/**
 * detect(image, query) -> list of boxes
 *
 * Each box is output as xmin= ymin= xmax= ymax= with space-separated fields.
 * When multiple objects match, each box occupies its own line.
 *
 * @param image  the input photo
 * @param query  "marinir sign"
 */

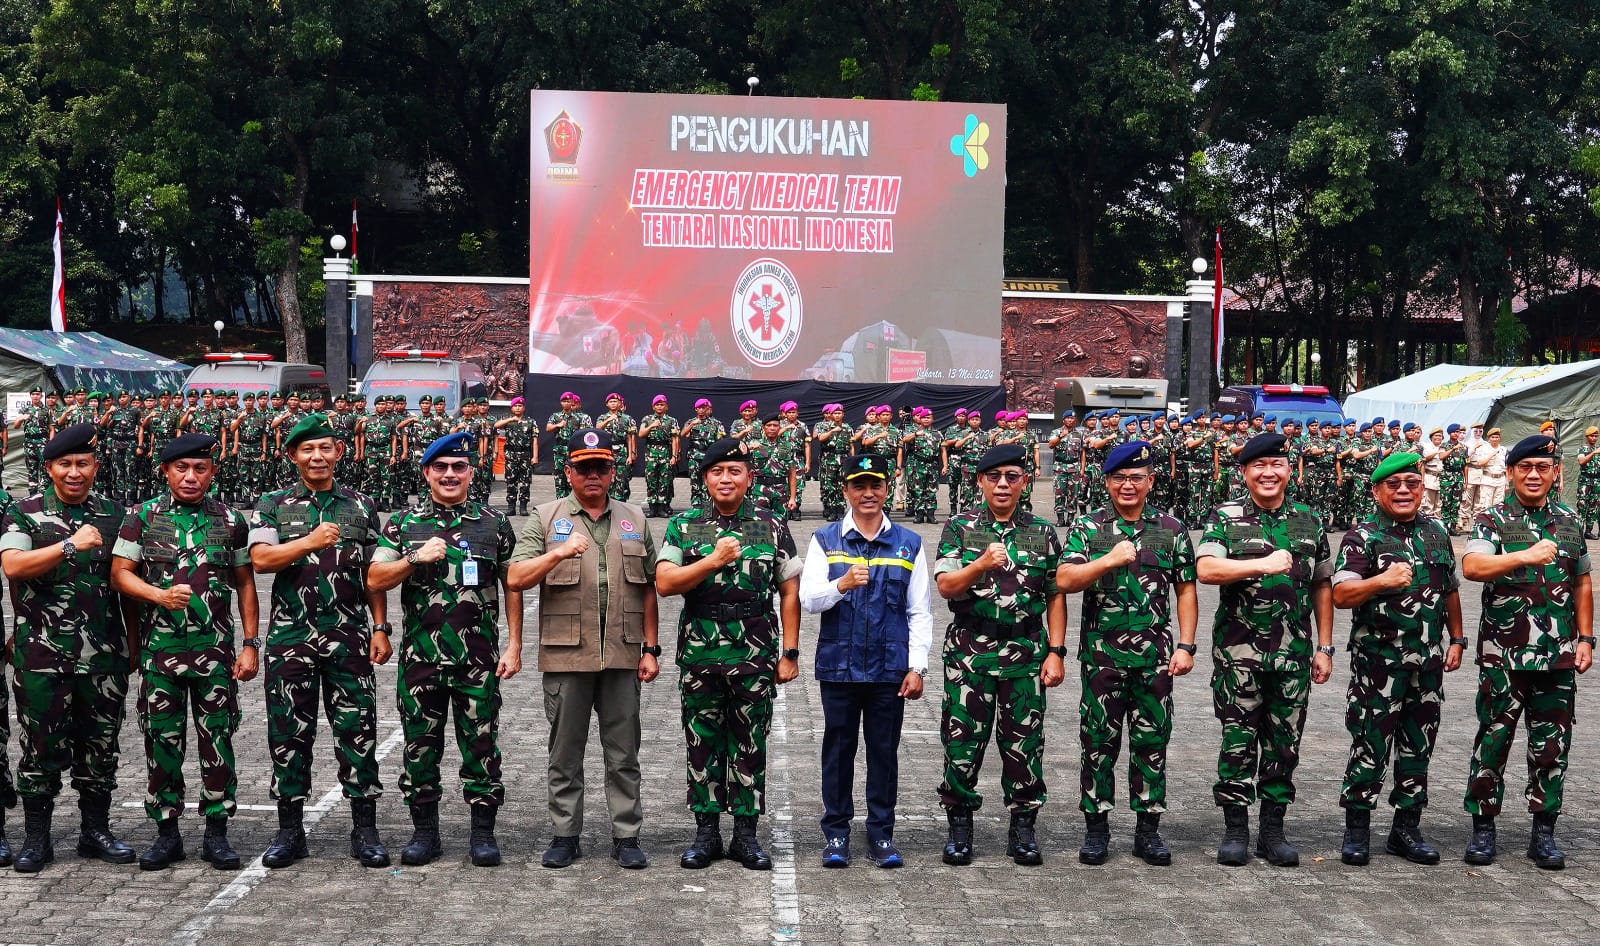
xmin=528 ymin=90 xmax=1006 ymax=384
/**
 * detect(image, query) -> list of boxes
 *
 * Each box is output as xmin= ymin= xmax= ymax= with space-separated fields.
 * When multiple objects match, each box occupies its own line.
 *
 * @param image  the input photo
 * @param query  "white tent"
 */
xmin=1344 ymin=362 xmax=1600 ymax=436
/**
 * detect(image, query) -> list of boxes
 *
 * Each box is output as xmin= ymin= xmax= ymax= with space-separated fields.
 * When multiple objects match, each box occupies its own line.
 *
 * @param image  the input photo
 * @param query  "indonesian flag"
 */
xmin=49 ymin=199 xmax=66 ymax=332
xmin=1212 ymin=225 xmax=1224 ymax=379
xmin=350 ymin=199 xmax=359 ymax=274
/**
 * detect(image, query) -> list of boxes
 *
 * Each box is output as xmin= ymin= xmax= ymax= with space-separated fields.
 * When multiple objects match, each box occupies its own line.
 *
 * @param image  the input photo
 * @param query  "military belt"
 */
xmin=954 ymin=615 xmax=1043 ymax=636
xmin=686 ymin=599 xmax=774 ymax=623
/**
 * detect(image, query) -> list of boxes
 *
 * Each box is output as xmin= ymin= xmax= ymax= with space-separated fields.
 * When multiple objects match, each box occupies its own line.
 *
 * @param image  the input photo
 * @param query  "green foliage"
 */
xmin=1493 ymin=299 xmax=1529 ymax=364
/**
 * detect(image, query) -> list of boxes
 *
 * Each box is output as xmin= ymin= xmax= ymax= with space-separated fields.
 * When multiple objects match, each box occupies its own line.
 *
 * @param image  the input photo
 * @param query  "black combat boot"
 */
xmin=76 ymin=790 xmax=135 ymax=864
xmin=349 ymin=798 xmax=389 ymax=867
xmin=1340 ymin=807 xmax=1370 ymax=866
xmin=0 ymin=803 xmax=12 ymax=868
xmin=680 ymin=812 xmax=724 ymax=869
xmin=1078 ymin=811 xmax=1110 ymax=865
xmin=1007 ymin=809 xmax=1042 ymax=866
xmin=1386 ymin=808 xmax=1439 ymax=865
xmin=942 ymin=807 xmax=973 ymax=865
xmin=468 ymin=806 xmax=501 ymax=867
xmin=12 ymin=797 xmax=54 ymax=873
xmin=727 ymin=815 xmax=772 ymax=870
xmin=1463 ymin=814 xmax=1496 ymax=865
xmin=201 ymin=815 xmax=240 ymax=870
xmin=400 ymin=801 xmax=442 ymax=866
xmin=1255 ymin=802 xmax=1298 ymax=866
xmin=1216 ymin=805 xmax=1250 ymax=866
xmin=139 ymin=817 xmax=185 ymax=870
xmin=262 ymin=799 xmax=308 ymax=868
xmin=1527 ymin=811 xmax=1565 ymax=870
xmin=541 ymin=835 xmax=581 ymax=868
xmin=1133 ymin=812 xmax=1171 ymax=866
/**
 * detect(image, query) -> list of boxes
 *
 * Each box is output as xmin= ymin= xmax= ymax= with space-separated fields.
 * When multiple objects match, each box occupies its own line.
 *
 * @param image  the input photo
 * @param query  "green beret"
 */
xmin=283 ymin=412 xmax=336 ymax=450
xmin=1370 ymin=451 xmax=1422 ymax=485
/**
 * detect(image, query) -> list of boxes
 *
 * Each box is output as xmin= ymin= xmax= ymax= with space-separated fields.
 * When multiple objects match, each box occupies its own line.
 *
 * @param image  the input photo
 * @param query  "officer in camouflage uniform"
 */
xmin=1196 ymin=433 xmax=1335 ymax=868
xmin=639 ymin=395 xmax=679 ymax=518
xmin=15 ymin=388 xmax=49 ymax=491
xmin=903 ymin=408 xmax=941 ymax=523
xmin=368 ymin=431 xmax=520 ymax=868
xmin=230 ymin=393 xmax=270 ymax=507
xmin=597 ymin=393 xmax=638 ymax=503
xmin=1459 ymin=434 xmax=1593 ymax=870
xmin=1 ymin=426 xmax=135 ymax=873
xmin=1331 ymin=451 xmax=1465 ymax=867
xmin=934 ymin=443 xmax=1067 ymax=867
xmin=110 ymin=433 xmax=258 ymax=871
xmin=140 ymin=392 xmax=180 ymax=502
xmin=250 ymin=415 xmax=392 ymax=870
xmin=1083 ymin=414 xmax=1118 ymax=513
xmin=938 ymin=409 xmax=969 ymax=517
xmin=811 ymin=404 xmax=849 ymax=521
xmin=728 ymin=400 xmax=760 ymax=444
xmin=1576 ymin=426 xmax=1600 ymax=539
xmin=680 ymin=399 xmax=724 ymax=511
xmin=360 ymin=397 xmax=399 ymax=512
xmin=495 ymin=397 xmax=540 ymax=516
xmin=1058 ymin=441 xmax=1198 ymax=867
xmin=859 ymin=407 xmax=899 ymax=509
xmin=546 ymin=392 xmax=593 ymax=500
xmin=778 ymin=402 xmax=812 ymax=521
xmin=655 ymin=438 xmax=803 ymax=871
xmin=748 ymin=414 xmax=800 ymax=518
xmin=1438 ymin=424 xmax=1468 ymax=534
xmin=1343 ymin=424 xmax=1383 ymax=524
xmin=472 ymin=398 xmax=498 ymax=507
xmin=1048 ymin=413 xmax=1081 ymax=527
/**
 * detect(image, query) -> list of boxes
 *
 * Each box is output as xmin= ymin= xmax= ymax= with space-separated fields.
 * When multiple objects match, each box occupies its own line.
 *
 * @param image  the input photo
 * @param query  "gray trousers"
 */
xmin=542 ymin=669 xmax=644 ymax=838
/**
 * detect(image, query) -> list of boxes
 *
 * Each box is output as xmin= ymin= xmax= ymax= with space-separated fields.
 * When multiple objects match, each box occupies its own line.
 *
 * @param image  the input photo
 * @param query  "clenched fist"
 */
xmin=710 ymin=536 xmax=742 ymax=567
xmin=1523 ymin=538 xmax=1559 ymax=567
xmin=558 ymin=533 xmax=592 ymax=559
xmin=1382 ymin=561 xmax=1413 ymax=590
xmin=1259 ymin=549 xmax=1294 ymax=577
xmin=977 ymin=542 xmax=1010 ymax=571
xmin=837 ymin=563 xmax=870 ymax=592
xmin=1105 ymin=540 xmax=1137 ymax=569
xmin=307 ymin=521 xmax=342 ymax=551
xmin=163 ymin=583 xmax=193 ymax=610
xmin=412 ymin=536 xmax=449 ymax=564
xmin=70 ymin=524 xmax=103 ymax=551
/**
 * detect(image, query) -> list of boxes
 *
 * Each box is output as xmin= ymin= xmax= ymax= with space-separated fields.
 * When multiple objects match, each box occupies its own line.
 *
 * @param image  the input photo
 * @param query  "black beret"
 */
xmin=41 ymin=423 xmax=97 ymax=462
xmin=1506 ymin=435 xmax=1558 ymax=466
xmin=974 ymin=443 xmax=1027 ymax=474
xmin=762 ymin=412 xmax=782 ymax=424
xmin=698 ymin=437 xmax=749 ymax=476
xmin=160 ymin=433 xmax=218 ymax=463
xmin=1236 ymin=433 xmax=1291 ymax=465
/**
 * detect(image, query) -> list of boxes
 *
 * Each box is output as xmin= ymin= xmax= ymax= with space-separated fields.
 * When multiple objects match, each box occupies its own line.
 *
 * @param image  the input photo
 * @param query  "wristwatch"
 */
xmin=1316 ymin=645 xmax=1337 ymax=657
xmin=911 ymin=667 xmax=928 ymax=679
xmin=1047 ymin=645 xmax=1070 ymax=659
xmin=404 ymin=548 xmax=421 ymax=565
xmin=1449 ymin=637 xmax=1469 ymax=649
xmin=241 ymin=637 xmax=263 ymax=650
xmin=372 ymin=623 xmax=393 ymax=635
xmin=642 ymin=644 xmax=663 ymax=658
xmin=60 ymin=540 xmax=76 ymax=557
xmin=782 ymin=648 xmax=801 ymax=661
xmin=1174 ymin=643 xmax=1197 ymax=656
xmin=1579 ymin=636 xmax=1597 ymax=648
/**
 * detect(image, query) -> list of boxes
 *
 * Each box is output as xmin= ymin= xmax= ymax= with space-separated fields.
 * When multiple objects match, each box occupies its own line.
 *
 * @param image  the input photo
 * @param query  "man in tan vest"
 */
xmin=508 ymin=428 xmax=660 ymax=870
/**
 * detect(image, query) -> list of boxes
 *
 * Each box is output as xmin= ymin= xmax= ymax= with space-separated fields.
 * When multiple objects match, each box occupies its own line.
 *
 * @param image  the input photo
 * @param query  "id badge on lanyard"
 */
xmin=459 ymin=539 xmax=479 ymax=587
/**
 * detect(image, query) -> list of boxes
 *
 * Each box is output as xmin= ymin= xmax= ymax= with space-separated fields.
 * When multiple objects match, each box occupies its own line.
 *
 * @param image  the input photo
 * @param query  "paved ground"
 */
xmin=2 ymin=475 xmax=1600 ymax=946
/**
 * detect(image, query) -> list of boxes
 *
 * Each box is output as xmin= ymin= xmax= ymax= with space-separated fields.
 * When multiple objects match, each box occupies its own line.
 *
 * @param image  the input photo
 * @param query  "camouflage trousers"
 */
xmin=0 ymin=664 xmax=14 ymax=808
xmin=552 ymin=448 xmax=572 ymax=498
xmin=109 ymin=439 xmax=140 ymax=502
xmin=680 ymin=667 xmax=774 ymax=815
xmin=937 ymin=666 xmax=1046 ymax=812
xmin=1439 ymin=470 xmax=1464 ymax=530
xmin=398 ymin=661 xmax=503 ymax=807
xmin=905 ymin=457 xmax=938 ymax=517
xmin=817 ymin=455 xmax=844 ymax=515
xmin=473 ymin=454 xmax=494 ymax=505
xmin=365 ymin=456 xmax=394 ymax=509
xmin=503 ymin=451 xmax=534 ymax=511
xmin=1078 ymin=663 xmax=1173 ymax=814
xmin=234 ymin=453 xmax=267 ymax=504
xmin=608 ymin=453 xmax=633 ymax=502
xmin=1054 ymin=470 xmax=1078 ymax=523
xmin=138 ymin=662 xmax=240 ymax=820
xmin=13 ymin=669 xmax=129 ymax=799
xmin=1578 ymin=471 xmax=1600 ymax=532
xmin=645 ymin=450 xmax=675 ymax=510
xmin=686 ymin=451 xmax=708 ymax=507
xmin=266 ymin=652 xmax=383 ymax=803
xmin=1463 ymin=666 xmax=1575 ymax=817
xmin=24 ymin=437 xmax=44 ymax=491
xmin=1340 ymin=656 xmax=1444 ymax=811
xmin=1211 ymin=662 xmax=1309 ymax=807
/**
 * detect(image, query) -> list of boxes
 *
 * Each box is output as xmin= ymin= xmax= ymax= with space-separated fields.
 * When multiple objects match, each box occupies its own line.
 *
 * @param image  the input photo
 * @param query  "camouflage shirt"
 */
xmin=1333 ymin=512 xmax=1459 ymax=669
xmin=21 ymin=404 xmax=50 ymax=440
xmin=906 ymin=427 xmax=940 ymax=461
xmin=750 ymin=436 xmax=800 ymax=486
xmin=597 ymin=411 xmax=638 ymax=461
xmin=106 ymin=404 xmax=142 ymax=442
xmin=234 ymin=409 xmax=271 ymax=457
xmin=250 ymin=483 xmax=381 ymax=654
xmin=680 ymin=416 xmax=726 ymax=454
xmin=500 ymin=416 xmax=539 ymax=456
xmin=546 ymin=411 xmax=593 ymax=453
xmin=372 ymin=498 xmax=516 ymax=668
xmin=1196 ymin=497 xmax=1333 ymax=670
xmin=935 ymin=506 xmax=1063 ymax=677
xmin=1063 ymin=507 xmax=1196 ymax=668
xmin=113 ymin=494 xmax=251 ymax=669
xmin=657 ymin=499 xmax=802 ymax=675
xmin=1 ymin=489 xmax=127 ymax=673
xmin=1465 ymin=498 xmax=1590 ymax=670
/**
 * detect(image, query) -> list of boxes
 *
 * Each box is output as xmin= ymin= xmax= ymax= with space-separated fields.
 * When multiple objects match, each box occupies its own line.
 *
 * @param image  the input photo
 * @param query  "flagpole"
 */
xmin=49 ymin=198 xmax=67 ymax=332
xmin=1212 ymin=226 xmax=1224 ymax=383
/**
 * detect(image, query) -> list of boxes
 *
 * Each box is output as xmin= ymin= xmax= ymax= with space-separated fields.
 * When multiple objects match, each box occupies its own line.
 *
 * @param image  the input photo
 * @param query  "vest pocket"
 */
xmin=540 ymin=561 xmax=583 ymax=645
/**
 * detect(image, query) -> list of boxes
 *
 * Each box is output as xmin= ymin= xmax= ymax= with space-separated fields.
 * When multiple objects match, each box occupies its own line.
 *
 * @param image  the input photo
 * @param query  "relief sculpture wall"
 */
xmin=371 ymin=282 xmax=530 ymax=400
xmin=1000 ymin=297 xmax=1168 ymax=413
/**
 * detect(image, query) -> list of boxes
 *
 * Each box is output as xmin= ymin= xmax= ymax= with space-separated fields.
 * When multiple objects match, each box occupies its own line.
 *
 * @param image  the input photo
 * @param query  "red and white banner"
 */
xmin=49 ymin=199 xmax=66 ymax=332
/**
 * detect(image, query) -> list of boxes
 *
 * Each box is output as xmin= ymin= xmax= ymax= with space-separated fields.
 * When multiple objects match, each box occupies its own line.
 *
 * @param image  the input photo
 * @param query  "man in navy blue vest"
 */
xmin=800 ymin=453 xmax=932 ymax=868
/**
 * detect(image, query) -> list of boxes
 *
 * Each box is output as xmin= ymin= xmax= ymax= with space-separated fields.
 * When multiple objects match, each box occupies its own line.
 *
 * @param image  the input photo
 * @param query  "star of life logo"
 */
xmin=729 ymin=258 xmax=803 ymax=368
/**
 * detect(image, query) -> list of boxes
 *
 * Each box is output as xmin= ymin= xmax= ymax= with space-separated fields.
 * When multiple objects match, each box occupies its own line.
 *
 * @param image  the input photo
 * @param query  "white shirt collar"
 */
xmin=841 ymin=510 xmax=893 ymax=541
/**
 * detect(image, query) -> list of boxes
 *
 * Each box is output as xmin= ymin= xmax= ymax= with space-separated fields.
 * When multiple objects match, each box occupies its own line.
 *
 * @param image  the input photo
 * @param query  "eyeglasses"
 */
xmin=981 ymin=470 xmax=1026 ymax=484
xmin=1378 ymin=477 xmax=1425 ymax=492
xmin=1107 ymin=474 xmax=1150 ymax=486
xmin=570 ymin=461 xmax=616 ymax=477
xmin=1514 ymin=462 xmax=1555 ymax=474
xmin=428 ymin=461 xmax=471 ymax=474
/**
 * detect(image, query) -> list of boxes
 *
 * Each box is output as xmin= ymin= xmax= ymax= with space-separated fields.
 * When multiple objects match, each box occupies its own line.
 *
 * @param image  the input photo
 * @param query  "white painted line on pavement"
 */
xmin=167 ymin=726 xmax=405 ymax=946
xmin=769 ymin=685 xmax=802 ymax=945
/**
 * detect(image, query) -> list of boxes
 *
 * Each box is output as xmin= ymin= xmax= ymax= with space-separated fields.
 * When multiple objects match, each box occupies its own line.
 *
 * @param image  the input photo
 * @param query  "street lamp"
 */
xmin=212 ymin=319 xmax=224 ymax=350
xmin=1191 ymin=257 xmax=1208 ymax=275
xmin=329 ymin=234 xmax=347 ymax=255
xmin=747 ymin=76 xmax=760 ymax=96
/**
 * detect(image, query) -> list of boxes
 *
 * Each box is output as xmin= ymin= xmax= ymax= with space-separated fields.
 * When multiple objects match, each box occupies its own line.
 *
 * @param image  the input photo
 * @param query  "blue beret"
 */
xmin=1167 ymin=414 xmax=1179 ymax=423
xmin=1506 ymin=435 xmax=1557 ymax=466
xmin=1220 ymin=414 xmax=1235 ymax=423
xmin=1446 ymin=423 xmax=1462 ymax=434
xmin=1387 ymin=420 xmax=1401 ymax=428
xmin=1062 ymin=411 xmax=1074 ymax=419
xmin=1263 ymin=414 xmax=1277 ymax=423
xmin=1123 ymin=417 xmax=1138 ymax=429
xmin=1372 ymin=417 xmax=1384 ymax=424
xmin=42 ymin=423 xmax=97 ymax=462
xmin=1237 ymin=434 xmax=1290 ymax=465
xmin=1402 ymin=422 xmax=1418 ymax=432
xmin=975 ymin=443 xmax=1027 ymax=473
xmin=160 ymin=433 xmax=217 ymax=463
xmin=1103 ymin=440 xmax=1155 ymax=474
xmin=1358 ymin=422 xmax=1373 ymax=432
xmin=421 ymin=431 xmax=474 ymax=466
